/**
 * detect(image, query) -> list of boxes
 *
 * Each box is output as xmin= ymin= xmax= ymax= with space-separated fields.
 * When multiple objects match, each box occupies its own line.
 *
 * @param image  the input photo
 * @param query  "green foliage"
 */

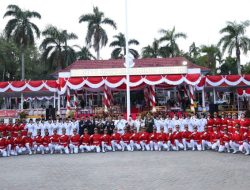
xmin=219 ymin=57 xmax=238 ymax=75
xmin=109 ymin=32 xmax=139 ymax=59
xmin=242 ymin=62 xmax=250 ymax=74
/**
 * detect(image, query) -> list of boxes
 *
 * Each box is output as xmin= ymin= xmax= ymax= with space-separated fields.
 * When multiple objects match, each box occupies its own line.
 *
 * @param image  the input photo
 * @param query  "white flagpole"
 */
xmin=125 ymin=0 xmax=131 ymax=120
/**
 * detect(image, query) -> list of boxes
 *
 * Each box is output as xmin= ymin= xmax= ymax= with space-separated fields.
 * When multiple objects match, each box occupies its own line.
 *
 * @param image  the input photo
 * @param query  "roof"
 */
xmin=55 ymin=57 xmax=210 ymax=75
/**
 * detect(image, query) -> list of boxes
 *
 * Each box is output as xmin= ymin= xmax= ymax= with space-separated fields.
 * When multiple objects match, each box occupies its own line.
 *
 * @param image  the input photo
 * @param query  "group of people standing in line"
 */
xmin=0 ymin=111 xmax=250 ymax=157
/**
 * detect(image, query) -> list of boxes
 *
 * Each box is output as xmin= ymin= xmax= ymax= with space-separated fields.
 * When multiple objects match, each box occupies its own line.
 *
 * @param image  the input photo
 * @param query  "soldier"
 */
xmin=49 ymin=129 xmax=61 ymax=154
xmin=218 ymin=128 xmax=231 ymax=153
xmin=79 ymin=128 xmax=91 ymax=153
xmin=230 ymin=124 xmax=244 ymax=154
xmin=90 ymin=127 xmax=101 ymax=153
xmin=182 ymin=124 xmax=192 ymax=151
xmin=58 ymin=128 xmax=69 ymax=154
xmin=100 ymin=128 xmax=112 ymax=153
xmin=120 ymin=127 xmax=132 ymax=151
xmin=69 ymin=128 xmax=80 ymax=154
xmin=139 ymin=126 xmax=150 ymax=151
xmin=129 ymin=127 xmax=141 ymax=151
xmin=149 ymin=127 xmax=158 ymax=151
xmin=33 ymin=130 xmax=44 ymax=154
xmin=190 ymin=126 xmax=202 ymax=151
xmin=110 ymin=128 xmax=122 ymax=151
xmin=243 ymin=125 xmax=250 ymax=155
xmin=172 ymin=125 xmax=184 ymax=151
xmin=0 ymin=132 xmax=7 ymax=157
xmin=157 ymin=126 xmax=169 ymax=151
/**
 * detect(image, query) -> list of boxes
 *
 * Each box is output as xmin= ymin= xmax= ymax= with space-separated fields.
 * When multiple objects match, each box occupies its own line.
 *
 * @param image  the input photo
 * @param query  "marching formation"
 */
xmin=0 ymin=112 xmax=250 ymax=157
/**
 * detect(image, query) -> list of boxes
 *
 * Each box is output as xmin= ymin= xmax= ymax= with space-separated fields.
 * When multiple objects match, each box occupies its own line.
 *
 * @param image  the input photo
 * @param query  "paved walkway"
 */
xmin=1 ymin=151 xmax=249 ymax=190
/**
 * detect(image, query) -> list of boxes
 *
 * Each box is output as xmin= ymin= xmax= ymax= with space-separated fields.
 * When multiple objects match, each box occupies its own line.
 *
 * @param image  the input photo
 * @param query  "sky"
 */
xmin=1 ymin=0 xmax=250 ymax=64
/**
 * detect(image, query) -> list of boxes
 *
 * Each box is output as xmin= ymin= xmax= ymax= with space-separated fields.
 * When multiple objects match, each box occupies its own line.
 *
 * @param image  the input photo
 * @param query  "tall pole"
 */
xmin=125 ymin=0 xmax=131 ymax=120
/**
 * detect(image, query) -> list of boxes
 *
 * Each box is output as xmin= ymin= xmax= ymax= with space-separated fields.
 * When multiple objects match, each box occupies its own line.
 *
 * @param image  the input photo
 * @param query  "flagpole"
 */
xmin=125 ymin=0 xmax=131 ymax=120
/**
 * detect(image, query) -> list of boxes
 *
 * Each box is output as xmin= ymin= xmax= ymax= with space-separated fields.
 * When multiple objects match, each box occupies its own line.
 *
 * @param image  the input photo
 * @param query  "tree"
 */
xmin=79 ymin=6 xmax=117 ymax=60
xmin=40 ymin=25 xmax=78 ymax=71
xmin=242 ymin=62 xmax=250 ymax=74
xmin=109 ymin=32 xmax=139 ymax=59
xmin=218 ymin=20 xmax=250 ymax=75
xmin=3 ymin=4 xmax=41 ymax=80
xmin=142 ymin=39 xmax=161 ymax=58
xmin=159 ymin=27 xmax=187 ymax=57
xmin=219 ymin=56 xmax=238 ymax=75
xmin=74 ymin=45 xmax=96 ymax=60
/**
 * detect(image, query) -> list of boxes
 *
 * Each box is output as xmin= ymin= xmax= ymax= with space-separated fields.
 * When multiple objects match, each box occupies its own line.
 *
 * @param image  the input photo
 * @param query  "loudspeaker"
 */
xmin=209 ymin=104 xmax=218 ymax=114
xmin=46 ymin=108 xmax=56 ymax=120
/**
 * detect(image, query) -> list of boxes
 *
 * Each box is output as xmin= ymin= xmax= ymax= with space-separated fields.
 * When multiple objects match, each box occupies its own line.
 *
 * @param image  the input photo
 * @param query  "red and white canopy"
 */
xmin=237 ymin=88 xmax=250 ymax=97
xmin=0 ymin=80 xmax=58 ymax=93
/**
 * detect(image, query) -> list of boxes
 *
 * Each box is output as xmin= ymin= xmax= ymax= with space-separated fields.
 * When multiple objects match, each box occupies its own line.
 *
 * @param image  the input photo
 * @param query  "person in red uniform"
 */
xmin=227 ymin=113 xmax=234 ymax=133
xmin=201 ymin=126 xmax=211 ymax=151
xmin=120 ymin=127 xmax=132 ymax=151
xmin=243 ymin=125 xmax=250 ymax=155
xmin=19 ymin=120 xmax=27 ymax=137
xmin=220 ymin=112 xmax=228 ymax=132
xmin=58 ymin=128 xmax=69 ymax=154
xmin=231 ymin=113 xmax=240 ymax=133
xmin=23 ymin=132 xmax=33 ymax=155
xmin=14 ymin=131 xmax=25 ymax=155
xmin=6 ymin=120 xmax=14 ymax=137
xmin=190 ymin=125 xmax=202 ymax=151
xmin=5 ymin=131 xmax=15 ymax=156
xmin=33 ymin=130 xmax=44 ymax=154
xmin=172 ymin=125 xmax=184 ymax=151
xmin=69 ymin=128 xmax=81 ymax=154
xmin=182 ymin=124 xmax=192 ymax=151
xmin=139 ymin=126 xmax=150 ymax=151
xmin=230 ymin=124 xmax=244 ymax=154
xmin=101 ymin=128 xmax=112 ymax=152
xmin=239 ymin=112 xmax=249 ymax=134
xmin=110 ymin=128 xmax=122 ymax=151
xmin=210 ymin=125 xmax=221 ymax=151
xmin=213 ymin=112 xmax=221 ymax=132
xmin=149 ymin=127 xmax=158 ymax=151
xmin=0 ymin=132 xmax=7 ymax=157
xmin=218 ymin=128 xmax=231 ymax=153
xmin=157 ymin=126 xmax=169 ymax=151
xmin=43 ymin=129 xmax=51 ymax=154
xmin=0 ymin=120 xmax=7 ymax=137
xmin=206 ymin=113 xmax=214 ymax=132
xmin=49 ymin=129 xmax=61 ymax=154
xmin=129 ymin=127 xmax=141 ymax=151
xmin=90 ymin=127 xmax=101 ymax=153
xmin=79 ymin=128 xmax=91 ymax=152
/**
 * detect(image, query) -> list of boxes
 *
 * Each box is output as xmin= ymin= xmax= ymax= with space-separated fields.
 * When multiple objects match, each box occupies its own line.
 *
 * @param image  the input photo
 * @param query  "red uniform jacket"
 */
xmin=231 ymin=131 xmax=243 ymax=145
xmin=80 ymin=134 xmax=90 ymax=145
xmin=59 ymin=135 xmax=69 ymax=147
xmin=243 ymin=131 xmax=250 ymax=143
xmin=130 ymin=133 xmax=139 ymax=144
xmin=207 ymin=118 xmax=214 ymax=132
xmin=14 ymin=136 xmax=25 ymax=147
xmin=149 ymin=132 xmax=158 ymax=142
xmin=5 ymin=136 xmax=15 ymax=148
xmin=201 ymin=131 xmax=210 ymax=141
xmin=24 ymin=136 xmax=33 ymax=146
xmin=50 ymin=134 xmax=60 ymax=144
xmin=172 ymin=131 xmax=182 ymax=143
xmin=227 ymin=119 xmax=234 ymax=133
xmin=190 ymin=131 xmax=201 ymax=144
xmin=231 ymin=119 xmax=240 ymax=132
xmin=90 ymin=134 xmax=101 ymax=146
xmin=213 ymin=117 xmax=222 ymax=129
xmin=209 ymin=131 xmax=221 ymax=143
xmin=220 ymin=133 xmax=231 ymax=145
xmin=101 ymin=134 xmax=111 ymax=145
xmin=70 ymin=134 xmax=80 ymax=146
xmin=111 ymin=133 xmax=121 ymax=144
xmin=0 ymin=137 xmax=6 ymax=149
xmin=121 ymin=133 xmax=131 ymax=144
xmin=43 ymin=135 xmax=51 ymax=147
xmin=139 ymin=132 xmax=149 ymax=144
xmin=34 ymin=135 xmax=44 ymax=146
xmin=182 ymin=131 xmax=192 ymax=142
xmin=0 ymin=124 xmax=7 ymax=137
xmin=157 ymin=132 xmax=168 ymax=143
xmin=239 ymin=119 xmax=249 ymax=134
xmin=220 ymin=118 xmax=228 ymax=131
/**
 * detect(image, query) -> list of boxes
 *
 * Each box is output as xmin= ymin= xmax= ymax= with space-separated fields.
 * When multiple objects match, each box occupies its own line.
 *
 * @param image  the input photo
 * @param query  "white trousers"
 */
xmin=190 ymin=140 xmax=202 ymax=151
xmin=158 ymin=141 xmax=169 ymax=151
xmin=243 ymin=142 xmax=250 ymax=154
xmin=201 ymin=140 xmax=212 ymax=151
xmin=0 ymin=149 xmax=7 ymax=157
xmin=129 ymin=140 xmax=141 ymax=151
xmin=182 ymin=139 xmax=192 ymax=151
xmin=140 ymin=141 xmax=150 ymax=151
xmin=58 ymin=145 xmax=69 ymax=154
xmin=48 ymin=143 xmax=60 ymax=154
xmin=69 ymin=144 xmax=79 ymax=154
xmin=90 ymin=145 xmax=101 ymax=153
xmin=120 ymin=141 xmax=132 ymax=151
xmin=101 ymin=142 xmax=112 ymax=152
xmin=230 ymin=141 xmax=244 ymax=153
xmin=218 ymin=143 xmax=230 ymax=153
xmin=34 ymin=144 xmax=44 ymax=154
xmin=15 ymin=146 xmax=27 ymax=155
xmin=79 ymin=145 xmax=91 ymax=152
xmin=211 ymin=140 xmax=220 ymax=150
xmin=172 ymin=140 xmax=184 ymax=151
xmin=149 ymin=141 xmax=159 ymax=151
xmin=111 ymin=140 xmax=122 ymax=151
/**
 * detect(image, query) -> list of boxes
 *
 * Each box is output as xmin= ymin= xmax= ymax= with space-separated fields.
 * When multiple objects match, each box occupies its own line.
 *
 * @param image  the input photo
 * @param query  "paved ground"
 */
xmin=0 ymin=151 xmax=249 ymax=190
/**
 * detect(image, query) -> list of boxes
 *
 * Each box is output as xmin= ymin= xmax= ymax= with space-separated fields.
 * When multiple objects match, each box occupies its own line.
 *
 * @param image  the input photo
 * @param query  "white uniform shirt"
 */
xmin=33 ymin=122 xmax=40 ymax=137
xmin=39 ymin=123 xmax=46 ymax=136
xmin=25 ymin=123 xmax=34 ymax=135
xmin=199 ymin=118 xmax=207 ymax=132
xmin=63 ymin=122 xmax=72 ymax=135
xmin=115 ymin=119 xmax=126 ymax=134
xmin=71 ymin=121 xmax=79 ymax=134
xmin=185 ymin=118 xmax=193 ymax=132
xmin=57 ymin=122 xmax=64 ymax=135
xmin=164 ymin=118 xmax=172 ymax=132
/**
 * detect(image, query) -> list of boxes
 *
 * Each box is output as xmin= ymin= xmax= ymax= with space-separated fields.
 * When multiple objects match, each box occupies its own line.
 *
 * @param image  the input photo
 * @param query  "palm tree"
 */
xmin=218 ymin=20 xmax=250 ymax=75
xmin=142 ymin=39 xmax=161 ymax=58
xmin=3 ymin=4 xmax=41 ymax=80
xmin=109 ymin=32 xmax=139 ymax=59
xmin=159 ymin=27 xmax=187 ymax=57
xmin=40 ymin=25 xmax=78 ymax=70
xmin=189 ymin=42 xmax=200 ymax=59
xmin=79 ymin=6 xmax=117 ymax=59
xmin=74 ymin=45 xmax=96 ymax=60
